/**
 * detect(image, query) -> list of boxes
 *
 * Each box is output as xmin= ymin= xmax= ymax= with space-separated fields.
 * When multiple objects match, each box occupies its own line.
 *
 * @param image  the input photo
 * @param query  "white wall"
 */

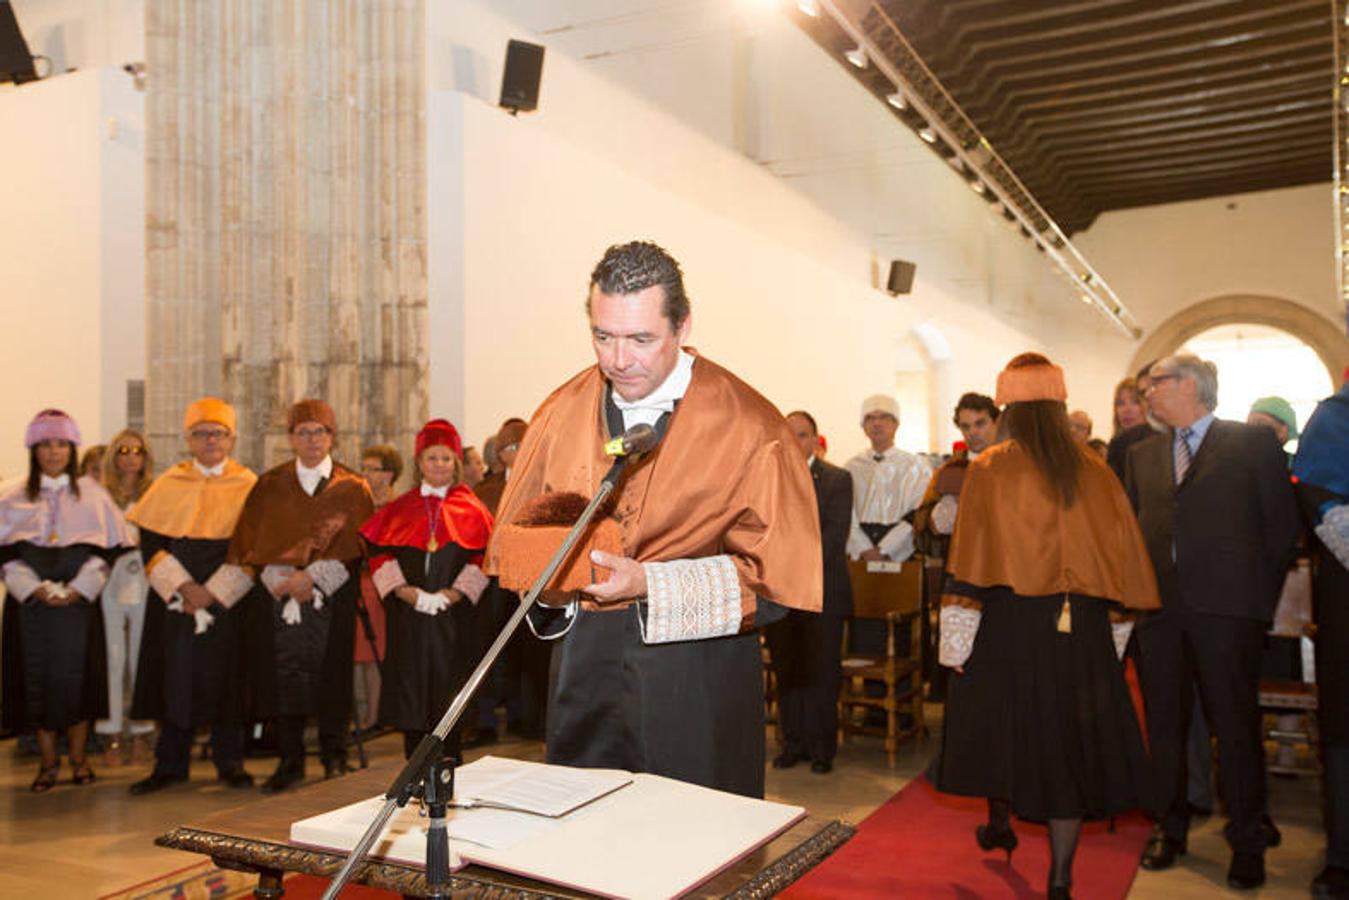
xmin=0 ymin=66 xmax=145 ymax=477
xmin=428 ymin=1 xmax=1124 ymax=456
xmin=9 ymin=0 xmax=144 ymax=76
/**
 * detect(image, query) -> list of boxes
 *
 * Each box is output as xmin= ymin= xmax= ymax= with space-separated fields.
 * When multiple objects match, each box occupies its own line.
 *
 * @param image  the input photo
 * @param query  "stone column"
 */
xmin=145 ymin=0 xmax=426 ymax=471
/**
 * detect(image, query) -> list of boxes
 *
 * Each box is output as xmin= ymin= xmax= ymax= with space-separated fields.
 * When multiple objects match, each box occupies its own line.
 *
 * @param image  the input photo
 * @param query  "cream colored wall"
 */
xmin=0 ymin=67 xmax=145 ymax=478
xmin=428 ymin=1 xmax=1125 ymax=457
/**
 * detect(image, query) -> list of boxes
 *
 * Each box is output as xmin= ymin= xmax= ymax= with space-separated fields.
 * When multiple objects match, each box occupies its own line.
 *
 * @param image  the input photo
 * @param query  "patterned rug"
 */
xmin=97 ymin=860 xmax=255 ymax=899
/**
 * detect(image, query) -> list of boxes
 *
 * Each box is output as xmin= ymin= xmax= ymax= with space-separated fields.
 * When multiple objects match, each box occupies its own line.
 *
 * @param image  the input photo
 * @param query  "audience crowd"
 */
xmin=1 ymin=351 xmax=1346 ymax=898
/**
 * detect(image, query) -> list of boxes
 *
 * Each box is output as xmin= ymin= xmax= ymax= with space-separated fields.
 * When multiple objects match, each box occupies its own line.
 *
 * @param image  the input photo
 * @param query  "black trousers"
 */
xmin=765 ymin=611 xmax=844 ymax=764
xmin=155 ymin=720 xmax=244 ymax=777
xmin=276 ymin=713 xmax=347 ymax=764
xmin=1135 ymin=607 xmax=1267 ymax=854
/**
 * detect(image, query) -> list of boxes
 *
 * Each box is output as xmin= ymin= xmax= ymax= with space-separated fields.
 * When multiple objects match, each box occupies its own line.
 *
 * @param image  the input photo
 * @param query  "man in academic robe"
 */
xmin=845 ymin=394 xmax=932 ymax=565
xmin=1125 ymin=354 xmax=1300 ymax=890
xmin=765 ymin=410 xmax=852 ymax=775
xmin=216 ymin=399 xmax=375 ymax=792
xmin=127 ymin=398 xmax=258 ymax=794
xmin=485 ymin=240 xmax=822 ymax=799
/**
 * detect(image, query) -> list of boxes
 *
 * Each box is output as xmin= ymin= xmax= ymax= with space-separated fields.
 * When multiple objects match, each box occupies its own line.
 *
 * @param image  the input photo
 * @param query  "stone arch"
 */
xmin=1130 ymin=295 xmax=1349 ymax=383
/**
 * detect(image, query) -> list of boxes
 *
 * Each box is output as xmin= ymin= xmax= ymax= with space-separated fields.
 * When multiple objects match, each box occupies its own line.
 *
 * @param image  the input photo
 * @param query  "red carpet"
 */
xmin=277 ymin=875 xmax=397 ymax=898
xmin=782 ymin=777 xmax=1151 ymax=899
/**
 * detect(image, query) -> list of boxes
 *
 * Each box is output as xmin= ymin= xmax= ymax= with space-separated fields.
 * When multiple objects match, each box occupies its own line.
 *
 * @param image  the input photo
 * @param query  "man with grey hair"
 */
xmin=1125 ymin=353 xmax=1300 ymax=890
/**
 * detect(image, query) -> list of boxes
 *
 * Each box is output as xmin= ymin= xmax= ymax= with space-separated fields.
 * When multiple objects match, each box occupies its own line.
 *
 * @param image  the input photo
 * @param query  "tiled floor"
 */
xmin=0 ymin=718 xmax=1327 ymax=898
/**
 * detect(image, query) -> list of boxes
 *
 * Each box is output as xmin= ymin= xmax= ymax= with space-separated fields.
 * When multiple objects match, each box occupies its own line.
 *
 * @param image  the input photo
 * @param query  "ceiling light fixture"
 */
xmin=885 ymin=91 xmax=907 ymax=110
xmin=798 ymin=0 xmax=821 ymax=16
xmin=917 ymin=126 xmax=936 ymax=143
xmin=844 ymin=45 xmax=867 ymax=68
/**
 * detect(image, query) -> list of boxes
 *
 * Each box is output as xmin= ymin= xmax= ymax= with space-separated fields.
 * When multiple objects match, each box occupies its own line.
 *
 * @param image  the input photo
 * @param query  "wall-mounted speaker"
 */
xmin=0 ymin=1 xmax=38 ymax=85
xmin=499 ymin=39 xmax=545 ymax=114
xmin=886 ymin=259 xmax=916 ymax=296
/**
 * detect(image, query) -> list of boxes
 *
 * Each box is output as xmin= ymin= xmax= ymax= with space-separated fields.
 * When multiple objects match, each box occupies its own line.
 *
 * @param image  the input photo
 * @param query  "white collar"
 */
xmin=193 ymin=459 xmax=226 ymax=478
xmin=39 ymin=473 xmax=70 ymax=491
xmin=420 ymin=481 xmax=449 ymax=498
xmin=610 ymin=350 xmax=695 ymax=413
xmin=808 ymin=455 xmax=818 ymax=471
xmin=296 ymin=456 xmax=333 ymax=480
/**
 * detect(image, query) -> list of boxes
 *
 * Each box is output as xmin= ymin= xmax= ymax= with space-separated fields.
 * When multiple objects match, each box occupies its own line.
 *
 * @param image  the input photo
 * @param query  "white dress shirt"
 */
xmin=610 ymin=350 xmax=695 ymax=429
xmin=296 ymin=455 xmax=334 ymax=496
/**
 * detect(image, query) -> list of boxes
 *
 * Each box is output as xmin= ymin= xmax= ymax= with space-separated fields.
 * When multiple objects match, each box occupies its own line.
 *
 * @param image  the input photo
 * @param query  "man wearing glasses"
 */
xmin=218 ymin=399 xmax=374 ymax=792
xmin=1125 ymin=354 xmax=1300 ymax=890
xmin=127 ymin=398 xmax=258 ymax=794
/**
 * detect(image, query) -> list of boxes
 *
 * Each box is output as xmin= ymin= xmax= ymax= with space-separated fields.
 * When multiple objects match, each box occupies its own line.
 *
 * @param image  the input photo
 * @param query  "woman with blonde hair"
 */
xmin=96 ymin=429 xmax=156 ymax=765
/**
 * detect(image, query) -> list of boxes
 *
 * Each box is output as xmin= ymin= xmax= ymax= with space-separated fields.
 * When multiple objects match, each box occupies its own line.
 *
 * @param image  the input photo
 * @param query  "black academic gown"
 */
xmin=130 ymin=531 xmax=246 ymax=729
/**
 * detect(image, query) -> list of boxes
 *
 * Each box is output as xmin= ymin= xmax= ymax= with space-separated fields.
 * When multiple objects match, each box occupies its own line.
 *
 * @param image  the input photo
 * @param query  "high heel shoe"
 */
xmin=975 ymin=822 xmax=1018 ymax=861
xmin=70 ymin=759 xmax=96 ymax=786
xmin=31 ymin=763 xmax=60 ymax=793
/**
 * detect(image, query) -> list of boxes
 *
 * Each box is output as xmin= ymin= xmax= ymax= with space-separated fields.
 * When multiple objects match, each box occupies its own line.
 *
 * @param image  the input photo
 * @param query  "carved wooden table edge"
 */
xmin=155 ymin=826 xmax=569 ymax=899
xmin=722 ymin=819 xmax=856 ymax=898
xmin=155 ymin=817 xmax=856 ymax=899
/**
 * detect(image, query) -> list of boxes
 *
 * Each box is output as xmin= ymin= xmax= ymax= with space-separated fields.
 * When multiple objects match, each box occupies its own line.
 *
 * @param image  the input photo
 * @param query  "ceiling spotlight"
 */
xmin=798 ymin=0 xmax=820 ymax=16
xmin=886 ymin=92 xmax=907 ymax=110
xmin=844 ymin=46 xmax=867 ymax=68
xmin=917 ymin=126 xmax=936 ymax=143
xmin=970 ymin=181 xmax=986 ymax=195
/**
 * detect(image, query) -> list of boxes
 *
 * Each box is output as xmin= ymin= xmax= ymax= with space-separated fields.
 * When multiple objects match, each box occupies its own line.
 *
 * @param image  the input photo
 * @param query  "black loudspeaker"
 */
xmin=499 ymin=39 xmax=545 ymax=114
xmin=886 ymin=259 xmax=917 ymax=296
xmin=0 ymin=1 xmax=37 ymax=85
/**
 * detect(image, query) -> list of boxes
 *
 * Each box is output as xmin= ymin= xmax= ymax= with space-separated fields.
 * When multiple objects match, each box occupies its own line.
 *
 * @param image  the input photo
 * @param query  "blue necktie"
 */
xmin=1174 ymin=426 xmax=1193 ymax=484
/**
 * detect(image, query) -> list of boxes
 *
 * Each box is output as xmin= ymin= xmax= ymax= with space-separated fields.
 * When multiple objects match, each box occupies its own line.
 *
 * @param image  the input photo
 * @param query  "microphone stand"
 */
xmin=321 ymin=455 xmax=633 ymax=900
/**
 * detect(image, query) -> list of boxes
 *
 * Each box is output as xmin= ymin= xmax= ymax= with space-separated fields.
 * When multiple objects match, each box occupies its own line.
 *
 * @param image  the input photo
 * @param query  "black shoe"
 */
xmin=1139 ymin=826 xmax=1186 ymax=871
xmin=322 ymin=757 xmax=351 ymax=780
xmin=772 ymin=750 xmax=803 ymax=770
xmin=810 ymin=759 xmax=832 ymax=775
xmin=1312 ymin=864 xmax=1349 ymax=898
xmin=975 ymin=823 xmax=1018 ymax=861
xmin=1227 ymin=851 xmax=1265 ymax=890
xmin=261 ymin=759 xmax=305 ymax=794
xmin=1261 ymin=813 xmax=1282 ymax=848
xmin=217 ymin=768 xmax=255 ymax=789
xmin=130 ymin=770 xmax=187 ymax=796
xmin=1186 ymin=801 xmax=1213 ymax=819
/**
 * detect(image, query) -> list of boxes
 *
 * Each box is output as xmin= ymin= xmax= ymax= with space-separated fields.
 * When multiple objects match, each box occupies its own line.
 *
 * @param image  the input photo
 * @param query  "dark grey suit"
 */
xmin=1125 ymin=418 xmax=1300 ymax=854
xmin=765 ymin=457 xmax=853 ymax=764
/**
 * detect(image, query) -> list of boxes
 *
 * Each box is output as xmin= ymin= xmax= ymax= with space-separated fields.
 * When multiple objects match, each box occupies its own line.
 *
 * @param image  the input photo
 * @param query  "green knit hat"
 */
xmin=1249 ymin=396 xmax=1298 ymax=440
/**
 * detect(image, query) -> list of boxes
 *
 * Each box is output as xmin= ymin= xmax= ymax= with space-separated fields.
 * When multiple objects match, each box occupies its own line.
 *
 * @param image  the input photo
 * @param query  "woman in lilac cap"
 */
xmin=0 ymin=409 xmax=130 ymax=791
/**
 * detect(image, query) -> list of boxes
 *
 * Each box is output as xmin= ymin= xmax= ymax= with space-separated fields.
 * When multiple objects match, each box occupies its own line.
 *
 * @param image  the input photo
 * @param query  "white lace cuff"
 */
xmin=204 ymin=563 xmax=254 ymax=609
xmin=931 ymin=495 xmax=958 ymax=535
xmin=371 ymin=558 xmax=406 ymax=597
xmin=638 ymin=555 xmax=743 ymax=645
xmin=147 ymin=552 xmax=192 ymax=602
xmin=2 ymin=560 xmax=42 ymax=602
xmin=1316 ymin=503 xmax=1349 ymax=571
xmin=1111 ymin=620 xmax=1134 ymax=660
xmin=68 ymin=556 xmax=109 ymax=601
xmin=306 ymin=559 xmax=349 ymax=598
xmin=939 ymin=604 xmax=981 ymax=667
xmin=452 ymin=564 xmax=489 ymax=604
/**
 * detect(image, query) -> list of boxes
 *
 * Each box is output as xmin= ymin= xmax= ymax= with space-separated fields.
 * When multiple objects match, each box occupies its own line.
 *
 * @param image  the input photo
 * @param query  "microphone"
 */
xmin=603 ymin=423 xmax=659 ymax=458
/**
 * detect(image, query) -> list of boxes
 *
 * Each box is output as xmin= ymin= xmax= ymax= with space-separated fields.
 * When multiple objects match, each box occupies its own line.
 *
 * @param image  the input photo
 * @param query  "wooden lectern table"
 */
xmin=156 ymin=763 xmax=855 ymax=898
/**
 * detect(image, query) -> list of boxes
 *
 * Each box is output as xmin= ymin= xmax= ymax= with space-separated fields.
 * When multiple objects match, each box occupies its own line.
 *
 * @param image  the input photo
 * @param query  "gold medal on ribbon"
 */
xmin=428 ymin=535 xmax=439 ymax=553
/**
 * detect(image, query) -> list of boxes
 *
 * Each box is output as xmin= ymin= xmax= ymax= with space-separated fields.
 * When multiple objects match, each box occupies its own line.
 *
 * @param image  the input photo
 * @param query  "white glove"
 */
xmin=931 ymin=495 xmax=959 ymax=535
xmin=310 ymin=589 xmax=325 ymax=612
xmin=1111 ymin=620 xmax=1134 ymax=660
xmin=281 ymin=597 xmax=303 ymax=626
xmin=167 ymin=597 xmax=216 ymax=634
xmin=39 ymin=580 xmax=76 ymax=601
xmin=1316 ymin=503 xmax=1349 ymax=571
xmin=414 ymin=589 xmax=450 ymax=616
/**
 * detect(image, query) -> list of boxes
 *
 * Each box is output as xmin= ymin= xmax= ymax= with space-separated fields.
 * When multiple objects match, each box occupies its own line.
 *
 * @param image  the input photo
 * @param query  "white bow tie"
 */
xmin=420 ymin=482 xmax=449 ymax=498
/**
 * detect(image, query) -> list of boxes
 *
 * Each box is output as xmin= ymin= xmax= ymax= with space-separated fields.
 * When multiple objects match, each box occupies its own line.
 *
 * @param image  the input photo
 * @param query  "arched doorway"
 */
xmin=1129 ymin=295 xmax=1349 ymax=387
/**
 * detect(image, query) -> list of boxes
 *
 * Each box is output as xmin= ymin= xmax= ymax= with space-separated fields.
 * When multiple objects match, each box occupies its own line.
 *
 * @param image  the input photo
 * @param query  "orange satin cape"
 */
xmin=944 ymin=441 xmax=1160 ymax=611
xmin=359 ymin=485 xmax=493 ymax=553
xmin=128 ymin=460 xmax=257 ymax=540
xmin=484 ymin=353 xmax=823 ymax=621
xmin=226 ymin=461 xmax=374 ymax=568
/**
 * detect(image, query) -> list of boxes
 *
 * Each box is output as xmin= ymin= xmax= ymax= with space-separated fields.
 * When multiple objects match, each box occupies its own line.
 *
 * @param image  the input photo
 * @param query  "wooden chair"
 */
xmin=838 ymin=558 xmax=926 ymax=766
xmin=1259 ymin=558 xmax=1319 ymax=777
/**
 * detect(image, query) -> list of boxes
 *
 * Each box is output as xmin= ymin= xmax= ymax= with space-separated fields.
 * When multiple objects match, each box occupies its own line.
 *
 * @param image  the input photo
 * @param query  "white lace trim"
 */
xmin=370 ymin=558 xmax=406 ymax=597
xmin=147 ymin=552 xmax=192 ymax=602
xmin=638 ymin=555 xmax=743 ymax=645
xmin=939 ymin=605 xmax=981 ymax=667
xmin=306 ymin=559 xmax=350 ymax=598
xmin=452 ymin=564 xmax=489 ymax=604
xmin=1316 ymin=503 xmax=1349 ymax=571
xmin=204 ymin=563 xmax=254 ymax=609
xmin=1111 ymin=620 xmax=1134 ymax=660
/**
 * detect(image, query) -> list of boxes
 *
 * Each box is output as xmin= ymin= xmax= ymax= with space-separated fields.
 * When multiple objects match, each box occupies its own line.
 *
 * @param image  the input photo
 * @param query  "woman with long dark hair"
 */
xmin=0 ymin=410 xmax=130 ymax=791
xmin=934 ymin=354 xmax=1160 ymax=898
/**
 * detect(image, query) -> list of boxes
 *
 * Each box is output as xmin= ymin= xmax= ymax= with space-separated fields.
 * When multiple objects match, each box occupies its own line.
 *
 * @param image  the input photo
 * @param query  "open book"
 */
xmin=290 ymin=756 xmax=805 ymax=899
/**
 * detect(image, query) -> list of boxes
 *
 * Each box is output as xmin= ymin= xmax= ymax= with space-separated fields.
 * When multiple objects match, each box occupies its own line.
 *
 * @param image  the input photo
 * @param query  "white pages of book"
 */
xmin=290 ymin=756 xmax=806 ymax=899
